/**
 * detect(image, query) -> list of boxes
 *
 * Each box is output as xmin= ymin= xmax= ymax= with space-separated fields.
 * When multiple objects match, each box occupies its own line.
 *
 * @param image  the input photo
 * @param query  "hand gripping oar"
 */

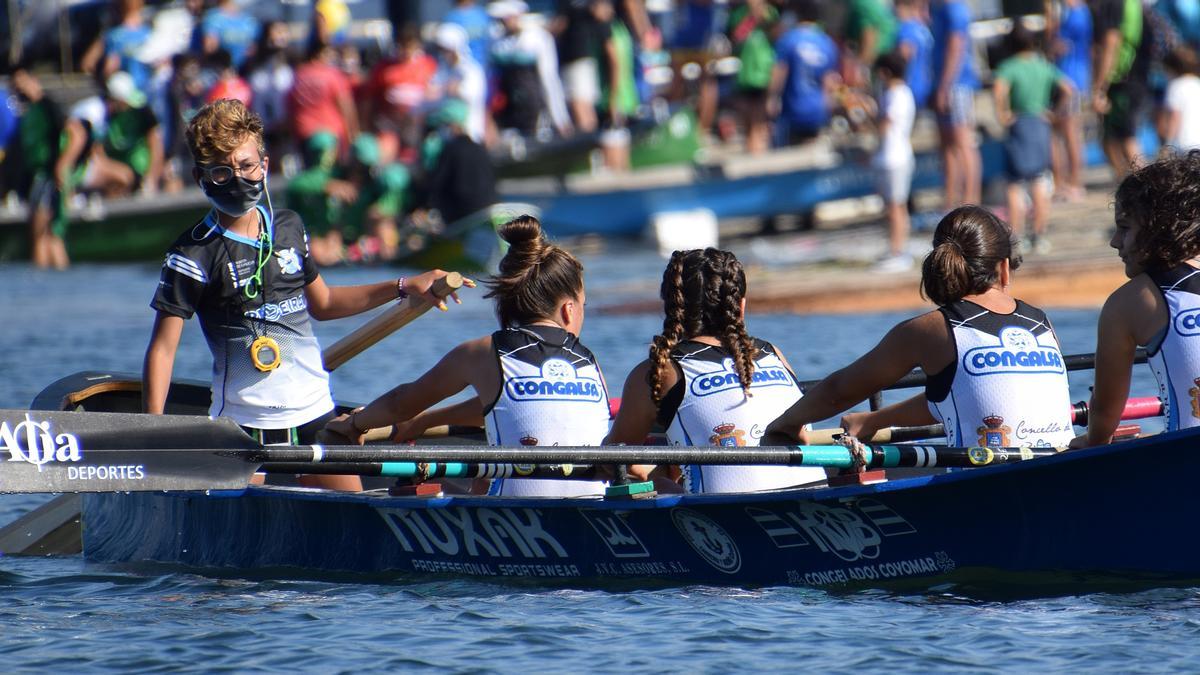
xmin=0 ymin=409 xmax=1064 ymax=493
xmin=321 ymin=272 xmax=465 ymax=372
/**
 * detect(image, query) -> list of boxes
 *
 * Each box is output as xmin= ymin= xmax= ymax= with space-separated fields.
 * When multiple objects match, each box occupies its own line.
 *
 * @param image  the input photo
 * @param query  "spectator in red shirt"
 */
xmin=364 ymin=24 xmax=439 ymax=162
xmin=205 ymin=49 xmax=253 ymax=107
xmin=288 ymin=40 xmax=360 ymax=154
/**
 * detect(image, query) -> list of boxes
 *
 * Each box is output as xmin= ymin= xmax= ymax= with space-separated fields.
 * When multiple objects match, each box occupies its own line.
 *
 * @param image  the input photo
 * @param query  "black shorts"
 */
xmin=1103 ymin=82 xmax=1148 ymax=142
xmin=242 ymin=408 xmax=337 ymax=445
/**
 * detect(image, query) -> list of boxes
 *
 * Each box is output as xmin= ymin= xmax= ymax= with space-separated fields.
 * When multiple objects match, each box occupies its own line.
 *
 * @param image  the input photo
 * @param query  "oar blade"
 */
xmin=0 ymin=409 xmax=259 ymax=493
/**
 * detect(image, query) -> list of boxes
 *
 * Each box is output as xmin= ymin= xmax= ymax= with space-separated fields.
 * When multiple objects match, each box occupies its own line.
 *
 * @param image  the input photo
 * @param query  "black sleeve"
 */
xmin=150 ymin=245 xmax=207 ymax=319
xmin=275 ymin=209 xmax=320 ymax=285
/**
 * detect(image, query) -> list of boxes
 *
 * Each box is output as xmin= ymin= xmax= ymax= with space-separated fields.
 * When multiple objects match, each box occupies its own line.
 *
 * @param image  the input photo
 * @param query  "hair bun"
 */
xmin=498 ymin=215 xmax=544 ymax=250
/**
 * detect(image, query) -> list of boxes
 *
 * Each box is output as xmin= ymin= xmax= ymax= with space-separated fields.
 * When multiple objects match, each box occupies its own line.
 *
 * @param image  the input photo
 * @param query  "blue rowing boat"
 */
xmin=23 ymin=371 xmax=1190 ymax=589
xmin=78 ymin=427 xmax=1197 ymax=588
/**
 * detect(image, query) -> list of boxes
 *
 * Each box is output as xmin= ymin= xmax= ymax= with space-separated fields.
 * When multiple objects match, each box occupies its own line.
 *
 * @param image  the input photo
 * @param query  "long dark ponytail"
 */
xmin=483 ymin=215 xmax=584 ymax=327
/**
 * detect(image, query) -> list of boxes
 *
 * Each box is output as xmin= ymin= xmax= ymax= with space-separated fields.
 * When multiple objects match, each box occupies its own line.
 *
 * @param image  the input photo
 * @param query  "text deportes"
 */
xmin=690 ymin=367 xmax=791 ymax=396
xmin=962 ymin=348 xmax=1065 ymax=375
xmin=67 ymin=465 xmax=146 ymax=481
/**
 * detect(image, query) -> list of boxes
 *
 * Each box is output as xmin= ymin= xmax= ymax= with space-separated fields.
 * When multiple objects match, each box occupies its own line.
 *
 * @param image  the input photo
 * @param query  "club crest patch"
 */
xmin=709 ymin=423 xmax=747 ymax=447
xmin=276 ymin=248 xmax=302 ymax=275
xmin=976 ymin=414 xmax=1011 ymax=447
xmin=1190 ymin=378 xmax=1200 ymax=419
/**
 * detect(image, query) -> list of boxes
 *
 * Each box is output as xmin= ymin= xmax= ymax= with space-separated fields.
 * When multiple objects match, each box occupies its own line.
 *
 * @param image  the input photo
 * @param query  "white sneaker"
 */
xmin=1033 ymin=236 xmax=1052 ymax=255
xmin=873 ymin=253 xmax=913 ymax=273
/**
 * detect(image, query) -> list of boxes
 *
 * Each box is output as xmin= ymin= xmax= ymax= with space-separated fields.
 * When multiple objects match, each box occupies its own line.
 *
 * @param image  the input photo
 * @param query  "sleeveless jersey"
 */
xmin=926 ymin=300 xmax=1074 ymax=448
xmin=485 ymin=325 xmax=610 ymax=497
xmin=1147 ymin=265 xmax=1200 ymax=431
xmin=660 ymin=339 xmax=826 ymax=493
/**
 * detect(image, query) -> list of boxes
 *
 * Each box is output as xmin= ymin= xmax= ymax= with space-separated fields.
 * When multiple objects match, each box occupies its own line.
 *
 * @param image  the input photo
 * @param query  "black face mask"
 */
xmin=202 ymin=175 xmax=265 ymax=217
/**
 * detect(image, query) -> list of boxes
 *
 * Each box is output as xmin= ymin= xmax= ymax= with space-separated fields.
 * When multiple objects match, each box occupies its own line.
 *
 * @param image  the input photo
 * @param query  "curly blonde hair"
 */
xmin=185 ymin=98 xmax=266 ymax=167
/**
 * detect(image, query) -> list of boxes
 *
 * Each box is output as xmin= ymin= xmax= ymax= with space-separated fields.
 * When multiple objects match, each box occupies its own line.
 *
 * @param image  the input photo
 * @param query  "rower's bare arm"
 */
xmin=392 ymin=398 xmax=485 ymax=442
xmin=305 ymin=270 xmax=470 ymax=321
xmin=142 ymin=313 xmax=185 ymax=414
xmin=841 ymin=393 xmax=937 ymax=441
xmin=606 ymin=360 xmax=661 ymax=480
xmin=766 ymin=313 xmax=945 ymax=440
xmin=1087 ymin=278 xmax=1160 ymax=446
xmin=337 ymin=337 xmax=493 ymax=437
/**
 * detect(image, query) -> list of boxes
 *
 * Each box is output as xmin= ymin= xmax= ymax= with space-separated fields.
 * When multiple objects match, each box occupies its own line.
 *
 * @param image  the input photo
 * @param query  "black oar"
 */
xmin=260 ymin=462 xmax=598 ymax=479
xmin=0 ymin=408 xmax=1065 ymax=493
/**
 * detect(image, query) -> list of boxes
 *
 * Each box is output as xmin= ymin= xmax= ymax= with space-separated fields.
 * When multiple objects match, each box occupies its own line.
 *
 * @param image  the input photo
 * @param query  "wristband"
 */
xmin=396 ymin=276 xmax=408 ymax=301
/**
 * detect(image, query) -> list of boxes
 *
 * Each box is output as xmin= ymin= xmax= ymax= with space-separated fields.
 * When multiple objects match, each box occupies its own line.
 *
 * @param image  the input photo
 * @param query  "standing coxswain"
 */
xmin=1080 ymin=154 xmax=1200 ymax=445
xmin=606 ymin=248 xmax=825 ymax=493
xmin=325 ymin=215 xmax=610 ymax=497
xmin=765 ymin=205 xmax=1075 ymax=450
xmin=143 ymin=99 xmax=467 ymax=492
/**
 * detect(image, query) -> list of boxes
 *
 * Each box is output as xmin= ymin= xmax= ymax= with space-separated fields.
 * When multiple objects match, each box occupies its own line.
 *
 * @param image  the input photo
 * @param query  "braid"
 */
xmin=711 ymin=251 xmax=756 ymax=399
xmin=648 ymin=251 xmax=688 ymax=403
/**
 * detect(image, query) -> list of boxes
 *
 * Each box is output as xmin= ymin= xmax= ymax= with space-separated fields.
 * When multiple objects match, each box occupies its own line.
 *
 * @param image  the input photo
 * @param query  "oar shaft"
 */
xmin=257 ymin=444 xmax=1062 ymax=469
xmin=260 ymin=462 xmax=597 ymax=479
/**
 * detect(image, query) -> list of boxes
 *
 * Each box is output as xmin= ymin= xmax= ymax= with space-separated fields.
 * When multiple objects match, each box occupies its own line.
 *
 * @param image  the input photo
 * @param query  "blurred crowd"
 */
xmin=6 ymin=0 xmax=1200 ymax=270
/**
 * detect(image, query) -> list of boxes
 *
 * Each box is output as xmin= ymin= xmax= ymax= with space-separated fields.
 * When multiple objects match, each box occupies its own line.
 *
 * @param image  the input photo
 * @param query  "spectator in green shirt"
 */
xmin=993 ymin=22 xmax=1073 ymax=252
xmin=728 ymin=0 xmax=779 ymax=154
xmin=845 ymin=0 xmax=897 ymax=87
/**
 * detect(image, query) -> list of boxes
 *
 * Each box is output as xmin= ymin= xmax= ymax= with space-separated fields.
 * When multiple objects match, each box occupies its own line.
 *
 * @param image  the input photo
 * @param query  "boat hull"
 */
xmin=80 ymin=428 xmax=1200 ymax=588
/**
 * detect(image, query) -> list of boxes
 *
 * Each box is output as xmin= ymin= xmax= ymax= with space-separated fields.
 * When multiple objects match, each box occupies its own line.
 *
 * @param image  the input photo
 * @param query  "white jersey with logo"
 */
xmin=485 ymin=325 xmax=610 ymax=497
xmin=660 ymin=339 xmax=826 ymax=493
xmin=926 ymin=300 xmax=1074 ymax=448
xmin=1147 ymin=265 xmax=1200 ymax=431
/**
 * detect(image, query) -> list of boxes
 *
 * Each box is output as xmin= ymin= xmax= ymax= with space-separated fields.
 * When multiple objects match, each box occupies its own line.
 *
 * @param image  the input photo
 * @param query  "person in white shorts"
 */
xmin=872 ymin=51 xmax=917 ymax=273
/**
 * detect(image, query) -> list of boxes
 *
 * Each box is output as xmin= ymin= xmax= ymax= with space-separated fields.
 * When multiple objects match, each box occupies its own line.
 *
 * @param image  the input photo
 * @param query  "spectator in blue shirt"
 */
xmin=895 ymin=0 xmax=934 ymax=108
xmin=1046 ymin=0 xmax=1091 ymax=201
xmin=444 ymin=0 xmax=494 ymax=71
xmin=769 ymin=0 xmax=839 ymax=145
xmin=931 ymin=0 xmax=981 ymax=208
xmin=201 ymin=0 xmax=261 ymax=70
xmin=103 ymin=0 xmax=153 ymax=92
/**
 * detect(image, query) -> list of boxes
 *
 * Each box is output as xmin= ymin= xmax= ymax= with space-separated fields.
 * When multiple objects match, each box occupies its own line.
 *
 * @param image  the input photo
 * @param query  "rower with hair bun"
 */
xmin=325 ymin=215 xmax=610 ymax=497
xmin=1081 ymin=154 xmax=1200 ymax=446
xmin=606 ymin=248 xmax=825 ymax=493
xmin=765 ymin=205 xmax=1075 ymax=449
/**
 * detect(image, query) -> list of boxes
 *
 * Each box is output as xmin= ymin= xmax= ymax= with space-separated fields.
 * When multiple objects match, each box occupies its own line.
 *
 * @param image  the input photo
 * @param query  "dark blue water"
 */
xmin=0 ymin=250 xmax=1186 ymax=671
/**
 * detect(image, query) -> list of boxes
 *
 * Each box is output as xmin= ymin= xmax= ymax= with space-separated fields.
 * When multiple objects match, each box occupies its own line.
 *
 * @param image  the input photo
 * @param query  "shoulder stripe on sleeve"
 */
xmin=165 ymin=253 xmax=207 ymax=283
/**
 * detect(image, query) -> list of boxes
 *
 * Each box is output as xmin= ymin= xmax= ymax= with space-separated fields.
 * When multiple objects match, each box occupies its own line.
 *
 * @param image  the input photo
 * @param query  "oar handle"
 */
xmin=321 ymin=272 xmax=464 ymax=372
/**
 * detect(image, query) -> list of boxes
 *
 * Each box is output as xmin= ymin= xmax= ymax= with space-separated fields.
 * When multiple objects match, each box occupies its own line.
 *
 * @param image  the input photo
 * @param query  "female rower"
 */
xmin=324 ymin=215 xmax=610 ymax=496
xmin=605 ymin=248 xmax=825 ymax=493
xmin=764 ymin=205 xmax=1075 ymax=449
xmin=1081 ymin=154 xmax=1200 ymax=445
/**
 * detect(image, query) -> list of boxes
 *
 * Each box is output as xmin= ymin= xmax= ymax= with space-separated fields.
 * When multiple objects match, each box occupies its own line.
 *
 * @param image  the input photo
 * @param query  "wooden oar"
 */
xmin=321 ymin=272 xmax=465 ymax=372
xmin=807 ymin=396 xmax=1164 ymax=445
xmin=0 ymin=408 xmax=1072 ymax=493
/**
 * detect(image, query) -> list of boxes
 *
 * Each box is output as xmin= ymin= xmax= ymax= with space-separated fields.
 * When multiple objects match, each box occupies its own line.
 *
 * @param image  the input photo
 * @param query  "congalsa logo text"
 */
xmin=506 ymin=358 xmax=603 ymax=403
xmin=690 ymin=359 xmax=792 ymax=397
xmin=962 ymin=328 xmax=1065 ymax=376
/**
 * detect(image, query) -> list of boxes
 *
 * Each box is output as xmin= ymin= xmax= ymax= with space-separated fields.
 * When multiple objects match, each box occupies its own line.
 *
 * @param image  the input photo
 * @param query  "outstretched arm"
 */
xmin=304 ymin=269 xmax=471 ymax=320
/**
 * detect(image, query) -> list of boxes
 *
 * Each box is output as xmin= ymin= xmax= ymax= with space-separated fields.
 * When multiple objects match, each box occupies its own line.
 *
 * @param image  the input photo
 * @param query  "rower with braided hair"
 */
xmin=606 ymin=248 xmax=825 ymax=493
xmin=765 ymin=205 xmax=1075 ymax=450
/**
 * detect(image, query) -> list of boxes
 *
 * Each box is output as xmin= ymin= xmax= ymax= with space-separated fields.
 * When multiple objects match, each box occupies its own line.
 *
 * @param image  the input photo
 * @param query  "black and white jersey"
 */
xmin=660 ymin=339 xmax=826 ymax=493
xmin=926 ymin=300 xmax=1074 ymax=448
xmin=485 ymin=325 xmax=609 ymax=497
xmin=1147 ymin=265 xmax=1200 ymax=431
xmin=151 ymin=207 xmax=333 ymax=428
